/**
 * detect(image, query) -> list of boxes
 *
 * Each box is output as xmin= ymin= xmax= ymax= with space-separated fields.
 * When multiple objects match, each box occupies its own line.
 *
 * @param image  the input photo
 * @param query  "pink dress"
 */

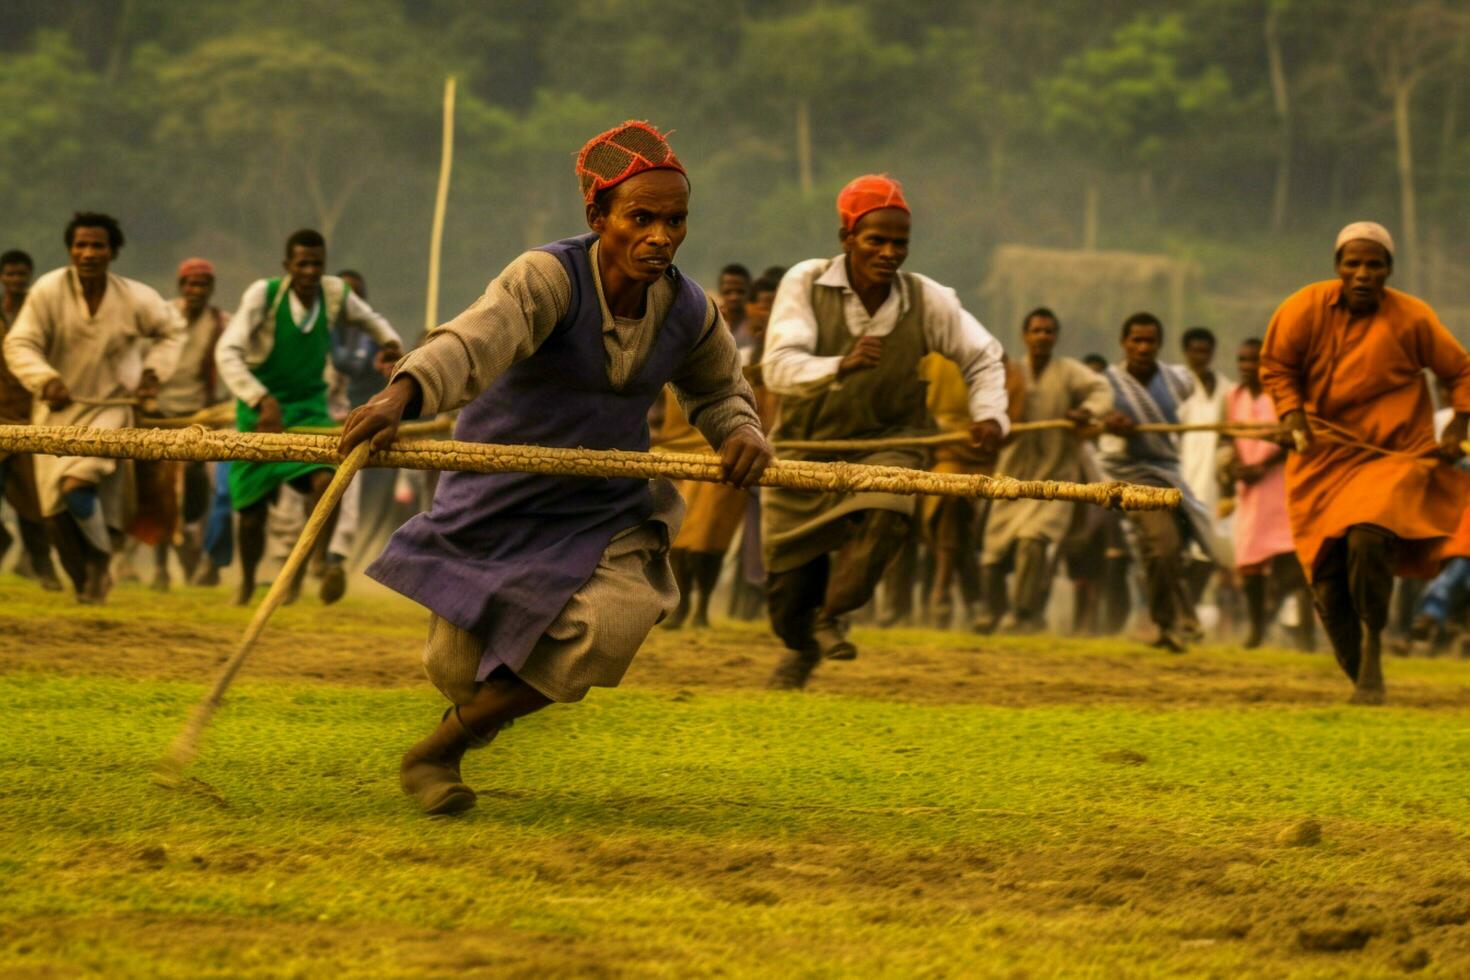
xmin=1227 ymin=384 xmax=1296 ymax=568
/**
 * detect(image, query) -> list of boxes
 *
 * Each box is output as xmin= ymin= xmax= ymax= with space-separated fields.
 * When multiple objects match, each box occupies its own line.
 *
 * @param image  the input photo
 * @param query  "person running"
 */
xmin=0 ymin=248 xmax=62 ymax=590
xmin=215 ymin=229 xmax=402 ymax=606
xmin=1261 ymin=221 xmax=1470 ymax=703
xmin=130 ymin=257 xmax=229 ymax=590
xmin=653 ymin=378 xmax=750 ymax=630
xmin=2 ymin=213 xmax=185 ymax=603
xmin=760 ymin=173 xmax=1009 ymax=688
xmin=339 ymin=121 xmax=770 ymax=816
xmin=1222 ymin=337 xmax=1313 ymax=650
xmin=324 ymin=268 xmax=399 ymax=568
xmin=1098 ymin=312 xmax=1222 ymax=651
xmin=979 ymin=307 xmax=1112 ymax=633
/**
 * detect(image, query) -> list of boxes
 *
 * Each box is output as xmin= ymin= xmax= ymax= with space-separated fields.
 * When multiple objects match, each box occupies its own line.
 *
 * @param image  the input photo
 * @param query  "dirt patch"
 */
xmin=0 ymin=912 xmax=653 ymax=977
xmin=23 ymin=821 xmax=1470 ymax=975
xmin=5 ymin=578 xmax=1470 ymax=709
xmin=0 ymin=601 xmax=425 ymax=690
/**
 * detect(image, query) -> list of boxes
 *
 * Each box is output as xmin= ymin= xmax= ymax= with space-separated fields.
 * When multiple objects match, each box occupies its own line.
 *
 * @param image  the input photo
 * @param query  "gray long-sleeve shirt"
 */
xmin=393 ymin=243 xmax=761 ymax=449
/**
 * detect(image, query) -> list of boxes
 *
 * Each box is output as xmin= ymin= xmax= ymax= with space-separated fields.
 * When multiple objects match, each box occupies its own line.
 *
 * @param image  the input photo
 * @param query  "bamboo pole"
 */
xmin=0 ymin=424 xmax=1181 ymax=511
xmin=774 ymin=419 xmax=1285 ymax=454
xmin=154 ymin=442 xmax=372 ymax=784
xmin=424 ymin=76 xmax=456 ymax=335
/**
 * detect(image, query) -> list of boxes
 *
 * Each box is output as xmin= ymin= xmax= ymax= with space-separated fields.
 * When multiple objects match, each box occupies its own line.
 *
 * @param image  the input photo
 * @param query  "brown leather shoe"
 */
xmin=813 ymin=620 xmax=856 ymax=661
xmin=319 ymin=563 xmax=347 ymax=605
xmin=400 ymin=707 xmax=495 ymax=815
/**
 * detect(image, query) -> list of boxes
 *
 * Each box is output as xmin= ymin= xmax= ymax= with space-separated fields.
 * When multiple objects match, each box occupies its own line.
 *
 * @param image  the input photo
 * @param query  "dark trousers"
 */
xmin=926 ymin=498 xmax=981 ymax=622
xmin=981 ymin=537 xmax=1051 ymax=625
xmin=767 ymin=510 xmax=911 ymax=652
xmin=1128 ymin=509 xmax=1196 ymax=634
xmin=1311 ymin=525 xmax=1399 ymax=681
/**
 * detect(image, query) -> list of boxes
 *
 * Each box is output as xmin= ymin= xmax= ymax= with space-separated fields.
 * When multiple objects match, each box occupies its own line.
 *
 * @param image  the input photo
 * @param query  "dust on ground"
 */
xmin=7 ymin=820 xmax=1470 ymax=975
xmin=2 ymin=576 xmax=1467 ymax=709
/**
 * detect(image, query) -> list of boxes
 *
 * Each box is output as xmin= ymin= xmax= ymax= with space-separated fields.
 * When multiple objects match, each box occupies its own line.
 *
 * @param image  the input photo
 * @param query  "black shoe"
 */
xmin=813 ymin=622 xmax=856 ymax=660
xmin=1151 ymin=630 xmax=1187 ymax=654
xmin=769 ymin=647 xmax=821 ymax=690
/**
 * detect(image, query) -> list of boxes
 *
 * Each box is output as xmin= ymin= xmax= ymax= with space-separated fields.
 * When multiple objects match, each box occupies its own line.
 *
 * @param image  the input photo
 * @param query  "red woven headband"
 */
xmin=576 ymin=120 xmax=686 ymax=204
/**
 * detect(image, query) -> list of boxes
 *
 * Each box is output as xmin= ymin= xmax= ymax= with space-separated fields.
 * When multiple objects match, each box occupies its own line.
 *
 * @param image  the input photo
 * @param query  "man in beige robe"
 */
xmin=980 ymin=308 xmax=1113 ymax=632
xmin=2 ymin=212 xmax=184 ymax=602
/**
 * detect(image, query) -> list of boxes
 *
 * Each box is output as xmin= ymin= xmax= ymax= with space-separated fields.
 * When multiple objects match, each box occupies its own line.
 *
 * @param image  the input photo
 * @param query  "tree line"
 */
xmin=2 ymin=0 xmax=1467 ymax=343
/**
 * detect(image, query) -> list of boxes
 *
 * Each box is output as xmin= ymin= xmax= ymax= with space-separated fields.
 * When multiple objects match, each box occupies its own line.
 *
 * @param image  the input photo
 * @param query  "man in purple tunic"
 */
xmin=340 ymin=121 xmax=771 ymax=815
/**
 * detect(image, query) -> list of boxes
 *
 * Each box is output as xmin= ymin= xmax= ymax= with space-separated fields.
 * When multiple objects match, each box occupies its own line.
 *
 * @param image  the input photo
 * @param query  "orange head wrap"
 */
xmin=837 ymin=174 xmax=909 ymax=231
xmin=176 ymin=257 xmax=215 ymax=281
xmin=575 ymin=120 xmax=686 ymax=205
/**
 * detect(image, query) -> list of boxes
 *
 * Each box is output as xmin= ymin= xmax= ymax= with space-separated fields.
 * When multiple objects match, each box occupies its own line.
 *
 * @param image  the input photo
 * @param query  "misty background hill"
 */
xmin=4 ymin=0 xmax=1468 ymax=359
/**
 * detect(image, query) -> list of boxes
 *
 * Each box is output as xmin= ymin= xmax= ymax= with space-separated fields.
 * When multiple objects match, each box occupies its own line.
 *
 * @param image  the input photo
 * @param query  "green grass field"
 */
xmin=3 ymin=577 xmax=1470 ymax=977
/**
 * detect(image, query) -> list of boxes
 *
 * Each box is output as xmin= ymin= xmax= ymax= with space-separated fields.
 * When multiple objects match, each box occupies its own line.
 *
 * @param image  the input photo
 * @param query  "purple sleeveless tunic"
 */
xmin=367 ymin=233 xmax=709 ymax=678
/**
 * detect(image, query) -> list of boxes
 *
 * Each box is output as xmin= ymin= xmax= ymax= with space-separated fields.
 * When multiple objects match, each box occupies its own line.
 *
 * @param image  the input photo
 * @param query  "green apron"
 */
xmin=228 ymin=278 xmax=336 ymax=510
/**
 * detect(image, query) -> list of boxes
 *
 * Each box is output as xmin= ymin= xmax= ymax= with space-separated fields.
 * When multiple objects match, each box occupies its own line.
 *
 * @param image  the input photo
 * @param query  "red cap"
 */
xmin=575 ymin=120 xmax=686 ymax=204
xmin=837 ymin=174 xmax=909 ymax=231
xmin=177 ymin=257 xmax=215 ymax=281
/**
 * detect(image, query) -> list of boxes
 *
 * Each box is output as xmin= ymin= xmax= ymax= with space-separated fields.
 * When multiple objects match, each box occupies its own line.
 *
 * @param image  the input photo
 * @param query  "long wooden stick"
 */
xmin=0 ymin=424 xmax=1182 ymax=510
xmin=424 ymin=76 xmax=456 ymax=335
xmin=775 ymin=419 xmax=1284 ymax=453
xmin=154 ymin=442 xmax=372 ymax=784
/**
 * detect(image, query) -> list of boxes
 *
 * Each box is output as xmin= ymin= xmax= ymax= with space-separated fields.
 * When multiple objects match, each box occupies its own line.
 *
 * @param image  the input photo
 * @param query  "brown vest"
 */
xmin=773 ymin=263 xmax=930 ymax=445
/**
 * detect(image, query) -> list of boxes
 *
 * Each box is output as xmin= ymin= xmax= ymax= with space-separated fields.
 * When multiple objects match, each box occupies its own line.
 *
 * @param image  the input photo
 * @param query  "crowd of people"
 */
xmin=4 ymin=121 xmax=1470 ymax=814
xmin=0 ymin=217 xmax=404 ymax=606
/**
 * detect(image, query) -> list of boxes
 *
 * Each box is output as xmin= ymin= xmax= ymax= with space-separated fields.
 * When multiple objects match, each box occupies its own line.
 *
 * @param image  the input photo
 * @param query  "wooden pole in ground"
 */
xmin=154 ymin=442 xmax=372 ymax=784
xmin=424 ymin=76 xmax=456 ymax=335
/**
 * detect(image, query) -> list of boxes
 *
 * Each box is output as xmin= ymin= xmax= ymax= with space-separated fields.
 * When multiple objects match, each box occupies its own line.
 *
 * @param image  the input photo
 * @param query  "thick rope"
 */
xmin=134 ymin=405 xmax=455 ymax=439
xmin=154 ymin=441 xmax=372 ymax=784
xmin=288 ymin=417 xmax=456 ymax=438
xmin=774 ymin=419 xmax=1284 ymax=453
xmin=0 ymin=424 xmax=1181 ymax=510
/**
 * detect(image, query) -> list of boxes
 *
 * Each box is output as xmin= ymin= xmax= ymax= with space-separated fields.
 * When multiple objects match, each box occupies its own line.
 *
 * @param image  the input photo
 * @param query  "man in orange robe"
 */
xmin=1260 ymin=221 xmax=1470 ymax=704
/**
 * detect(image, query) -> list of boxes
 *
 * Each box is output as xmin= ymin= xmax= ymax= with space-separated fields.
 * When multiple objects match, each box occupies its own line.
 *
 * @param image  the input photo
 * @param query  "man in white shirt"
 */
xmin=1177 ymin=326 xmax=1230 ymax=624
xmin=760 ymin=174 xmax=1009 ymax=688
xmin=2 ymin=212 xmax=186 ymax=602
xmin=215 ymin=228 xmax=402 ymax=606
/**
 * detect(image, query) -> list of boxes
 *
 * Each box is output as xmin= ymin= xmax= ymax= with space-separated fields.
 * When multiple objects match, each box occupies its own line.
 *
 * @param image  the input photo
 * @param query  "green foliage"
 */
xmin=1042 ymin=14 xmax=1232 ymax=169
xmin=0 ymin=31 xmax=101 ymax=249
xmin=3 ymin=1 xmax=1470 ymax=340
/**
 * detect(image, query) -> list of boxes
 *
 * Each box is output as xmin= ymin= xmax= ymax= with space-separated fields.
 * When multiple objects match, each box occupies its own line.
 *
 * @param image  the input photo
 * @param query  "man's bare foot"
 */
xmin=1352 ymin=631 xmax=1386 ymax=704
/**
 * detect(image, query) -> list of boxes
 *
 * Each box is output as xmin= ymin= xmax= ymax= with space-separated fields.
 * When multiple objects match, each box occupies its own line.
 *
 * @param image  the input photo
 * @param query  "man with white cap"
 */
xmin=1260 ymin=221 xmax=1470 ymax=703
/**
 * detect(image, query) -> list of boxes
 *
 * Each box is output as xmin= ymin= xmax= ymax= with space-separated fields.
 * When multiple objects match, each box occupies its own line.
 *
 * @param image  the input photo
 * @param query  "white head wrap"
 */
xmin=1335 ymin=221 xmax=1395 ymax=258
